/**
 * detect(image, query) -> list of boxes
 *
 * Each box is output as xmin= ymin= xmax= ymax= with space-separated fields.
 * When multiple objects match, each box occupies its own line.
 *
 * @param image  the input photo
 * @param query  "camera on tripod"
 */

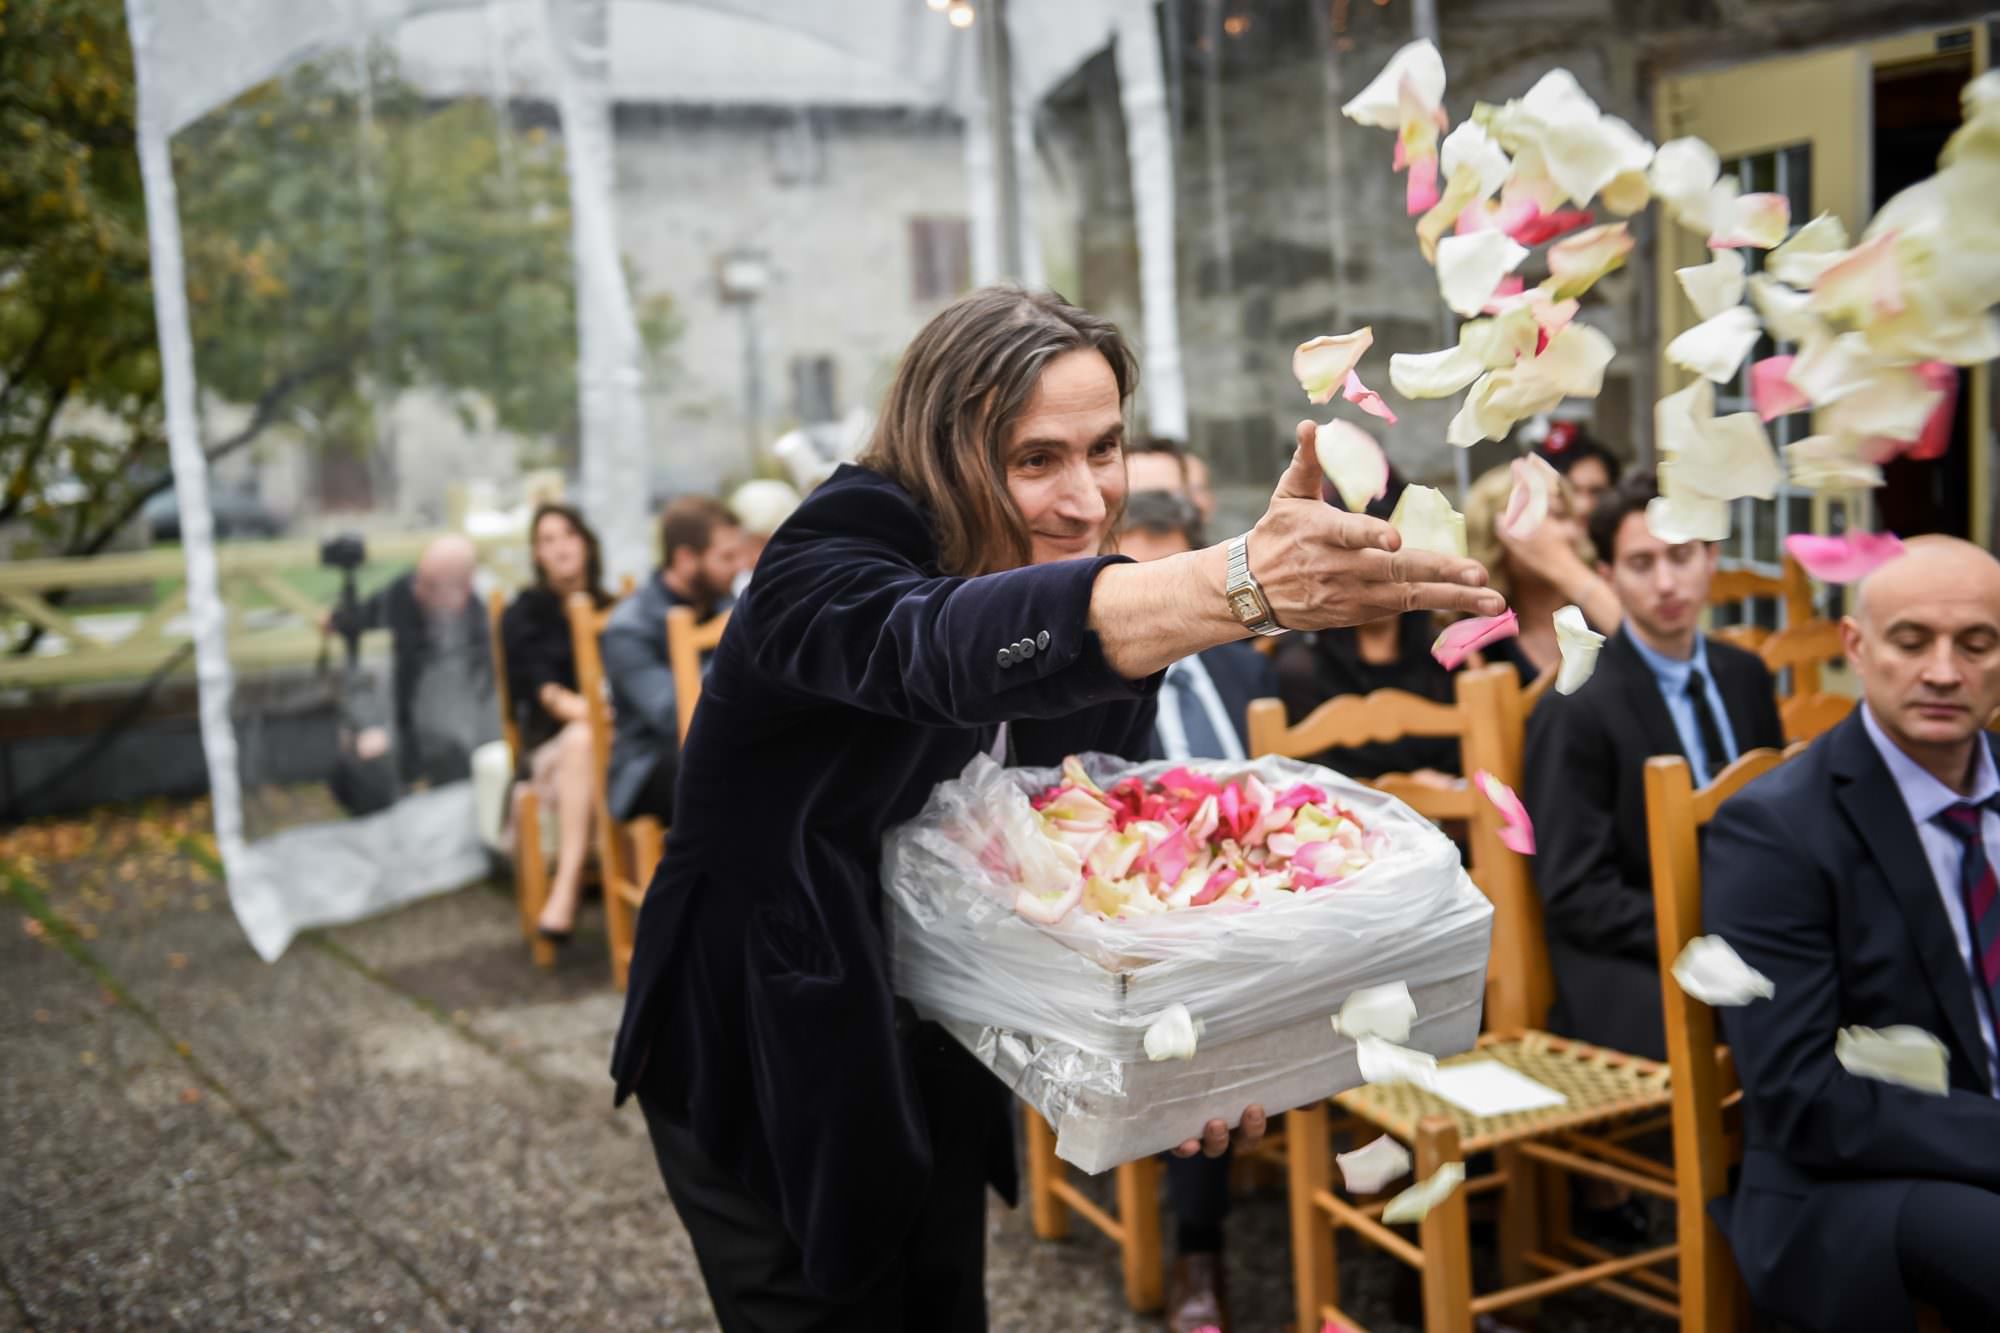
xmin=320 ymin=532 xmax=367 ymax=571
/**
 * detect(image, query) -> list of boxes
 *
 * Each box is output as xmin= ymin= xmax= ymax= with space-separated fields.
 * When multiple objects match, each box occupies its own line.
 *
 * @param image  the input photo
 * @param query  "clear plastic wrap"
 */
xmin=883 ymin=751 xmax=1494 ymax=1172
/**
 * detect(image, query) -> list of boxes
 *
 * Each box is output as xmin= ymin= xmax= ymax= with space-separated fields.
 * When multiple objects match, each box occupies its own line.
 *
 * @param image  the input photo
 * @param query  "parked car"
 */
xmin=142 ymin=488 xmax=289 ymax=542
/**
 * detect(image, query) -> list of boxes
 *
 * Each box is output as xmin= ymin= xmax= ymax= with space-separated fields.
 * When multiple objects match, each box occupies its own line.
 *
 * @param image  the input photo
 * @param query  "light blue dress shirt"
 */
xmin=1625 ymin=632 xmax=1739 ymax=778
xmin=1859 ymin=702 xmax=2000 ymax=1094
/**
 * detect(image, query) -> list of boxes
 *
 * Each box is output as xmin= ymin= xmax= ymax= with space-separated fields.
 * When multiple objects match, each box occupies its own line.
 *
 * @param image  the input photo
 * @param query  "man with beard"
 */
xmin=603 ymin=496 xmax=748 ymax=824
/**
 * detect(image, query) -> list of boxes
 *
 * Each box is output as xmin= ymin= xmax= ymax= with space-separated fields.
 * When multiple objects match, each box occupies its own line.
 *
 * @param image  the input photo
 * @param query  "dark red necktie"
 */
xmin=1936 ymin=801 xmax=2000 ymax=1041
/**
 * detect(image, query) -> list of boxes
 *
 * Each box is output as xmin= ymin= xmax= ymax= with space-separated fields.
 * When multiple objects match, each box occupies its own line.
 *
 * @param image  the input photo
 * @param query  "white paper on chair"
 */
xmin=1429 ymin=1060 xmax=1568 ymax=1116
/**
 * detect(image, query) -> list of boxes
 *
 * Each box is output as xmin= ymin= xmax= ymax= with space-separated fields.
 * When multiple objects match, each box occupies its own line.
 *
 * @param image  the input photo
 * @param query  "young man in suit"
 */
xmin=1706 ymin=537 xmax=2000 ymax=1332
xmin=1117 ymin=487 xmax=1279 ymax=1333
xmin=1522 ymin=470 xmax=1784 ymax=1062
xmin=601 ymin=496 xmax=746 ymax=824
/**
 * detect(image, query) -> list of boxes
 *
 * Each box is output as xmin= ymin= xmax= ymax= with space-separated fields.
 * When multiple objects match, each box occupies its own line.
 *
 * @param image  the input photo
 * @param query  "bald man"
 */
xmin=326 ymin=534 xmax=496 ymax=788
xmin=1703 ymin=536 xmax=2000 ymax=1333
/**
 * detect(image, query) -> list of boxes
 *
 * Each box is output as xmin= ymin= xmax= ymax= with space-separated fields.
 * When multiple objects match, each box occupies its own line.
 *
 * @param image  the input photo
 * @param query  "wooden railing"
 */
xmin=0 ymin=533 xmax=521 ymax=690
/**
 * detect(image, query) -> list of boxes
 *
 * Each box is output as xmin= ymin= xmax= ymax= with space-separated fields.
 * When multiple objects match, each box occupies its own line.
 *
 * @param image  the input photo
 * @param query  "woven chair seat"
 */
xmin=1336 ymin=1031 xmax=1672 ymax=1154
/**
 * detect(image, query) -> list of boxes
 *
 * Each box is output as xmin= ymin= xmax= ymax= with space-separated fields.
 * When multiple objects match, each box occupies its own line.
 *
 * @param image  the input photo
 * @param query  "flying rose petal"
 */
xmin=1709 ymin=191 xmax=1790 ymax=248
xmin=1356 ymin=1035 xmax=1441 ymax=1091
xmin=1144 ymin=1002 xmax=1201 ymax=1061
xmin=1417 ymin=166 xmax=1489 ymax=262
xmin=1600 ymin=167 xmax=1650 ymax=215
xmin=1784 ymin=532 xmax=1905 ymax=585
xmin=1478 ymin=275 xmax=1527 ymax=310
xmin=1294 ymin=329 xmax=1376 ymax=404
xmin=1648 ymin=137 xmax=1721 ymax=228
xmin=1481 ymin=70 xmax=1653 ymax=206
xmin=1645 ymin=492 xmax=1732 ymax=544
xmin=1767 ymin=212 xmax=1851 ymax=287
xmin=1472 ymin=769 xmax=1535 ymax=855
xmin=1389 ymin=484 xmax=1468 ymax=557
xmin=1552 ymin=604 xmax=1604 ymax=695
xmin=1675 ymin=411 xmax=1782 ymax=502
xmin=1666 ymin=305 xmax=1762 ymax=382
xmin=1406 ymin=156 xmax=1442 ymax=216
xmin=1484 ymin=200 xmax=1594 ymax=247
xmin=1499 ymin=453 xmax=1563 ymax=540
xmin=1672 ymin=936 xmax=1776 ymax=1007
xmin=1390 ymin=344 xmax=1486 ymax=400
xmin=1824 ymin=364 xmax=1946 ymax=449
xmin=1436 ymin=229 xmax=1531 ymax=318
xmin=1542 ymin=222 xmax=1633 ymax=300
xmin=1343 ymin=370 xmax=1399 ymax=424
xmin=1809 ymin=229 xmax=1904 ymax=322
xmin=1459 ymin=307 xmax=1541 ymax=369
xmin=1785 ymin=434 xmax=1883 ymax=492
xmin=1786 ymin=330 xmax=1878 ymax=408
xmin=1432 ymin=610 xmax=1520 ymax=669
xmin=1904 ymin=362 xmax=1959 ymax=462
xmin=1835 ymin=1024 xmax=1949 ymax=1096
xmin=1748 ymin=272 xmax=1826 ymax=345
xmin=1439 ymin=120 xmax=1511 ymax=198
xmin=1330 ymin=981 xmax=1418 ymax=1044
xmin=1317 ymin=418 xmax=1391 ymax=510
xmin=1336 ymin=1135 xmax=1414 ymax=1195
xmin=1653 ymin=376 xmax=1714 ymax=460
xmin=1749 ymin=356 xmax=1809 ymax=421
xmin=1447 ymin=322 xmax=1615 ymax=446
xmin=1676 ymin=248 xmax=1747 ymax=321
xmin=1341 ymin=39 xmax=1446 ymax=130
xmin=1382 ymin=1162 xmax=1467 ymax=1225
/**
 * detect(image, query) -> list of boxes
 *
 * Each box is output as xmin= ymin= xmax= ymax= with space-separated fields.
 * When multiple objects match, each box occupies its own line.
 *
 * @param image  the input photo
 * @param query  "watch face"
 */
xmin=1228 ymin=587 xmax=1267 ymax=624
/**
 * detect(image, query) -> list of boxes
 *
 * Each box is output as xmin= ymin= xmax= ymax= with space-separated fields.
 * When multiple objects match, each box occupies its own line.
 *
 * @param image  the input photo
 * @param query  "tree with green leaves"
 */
xmin=1 ymin=0 xmax=672 ymax=562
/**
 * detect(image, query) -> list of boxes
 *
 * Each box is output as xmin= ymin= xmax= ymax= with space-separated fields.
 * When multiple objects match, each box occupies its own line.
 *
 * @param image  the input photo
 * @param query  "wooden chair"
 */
xmin=665 ymin=605 xmax=730 ymax=743
xmin=1707 ymin=556 xmax=1813 ymax=643
xmin=1754 ymin=617 xmax=1853 ymax=742
xmin=1276 ymin=666 xmax=1680 ymax=1333
xmin=1644 ymin=744 xmax=1804 ymax=1333
xmin=566 ymin=591 xmax=666 ymax=991
xmin=487 ymin=588 xmax=555 ymax=969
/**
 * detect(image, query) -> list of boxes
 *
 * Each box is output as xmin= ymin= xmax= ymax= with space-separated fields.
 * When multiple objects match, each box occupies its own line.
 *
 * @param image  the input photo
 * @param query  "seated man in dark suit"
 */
xmin=1523 ymin=470 xmax=1783 ymax=1062
xmin=1706 ymin=536 xmax=2000 ymax=1333
xmin=1117 ymin=488 xmax=1279 ymax=1333
xmin=601 ymin=496 xmax=745 ymax=824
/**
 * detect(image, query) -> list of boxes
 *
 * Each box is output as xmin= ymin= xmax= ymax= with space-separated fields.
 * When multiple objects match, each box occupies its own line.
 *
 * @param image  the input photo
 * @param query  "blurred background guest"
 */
xmin=1462 ymin=460 xmax=1621 ymax=683
xmin=1273 ymin=467 xmax=1459 ymax=785
xmin=502 ymin=502 xmax=611 ymax=941
xmin=603 ymin=497 xmax=745 ymax=826
xmin=726 ymin=478 xmax=802 ymax=598
xmin=1530 ymin=418 xmax=1623 ymax=517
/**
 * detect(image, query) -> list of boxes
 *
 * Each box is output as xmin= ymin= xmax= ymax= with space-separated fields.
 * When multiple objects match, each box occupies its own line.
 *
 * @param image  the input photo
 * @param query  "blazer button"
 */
xmin=1036 ymin=630 xmax=1050 ymax=651
xmin=1017 ymin=639 xmax=1036 ymax=661
xmin=997 ymin=647 xmax=1014 ymax=667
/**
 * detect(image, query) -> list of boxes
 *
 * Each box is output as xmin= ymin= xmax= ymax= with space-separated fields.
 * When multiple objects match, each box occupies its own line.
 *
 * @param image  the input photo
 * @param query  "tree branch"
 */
xmin=0 ymin=382 xmax=73 ymax=527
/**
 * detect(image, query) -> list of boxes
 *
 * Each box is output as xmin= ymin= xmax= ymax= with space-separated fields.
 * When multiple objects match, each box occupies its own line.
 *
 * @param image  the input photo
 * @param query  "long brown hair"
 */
xmin=528 ymin=501 xmax=608 ymax=605
xmin=858 ymin=286 xmax=1139 ymax=576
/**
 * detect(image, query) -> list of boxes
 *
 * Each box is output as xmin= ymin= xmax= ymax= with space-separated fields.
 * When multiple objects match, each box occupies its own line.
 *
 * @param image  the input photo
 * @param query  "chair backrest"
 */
xmin=1758 ymin=615 xmax=1842 ymax=699
xmin=487 ymin=588 xmax=523 ymax=765
xmin=1643 ymin=743 xmax=1803 ymax=1333
xmin=667 ymin=605 xmax=731 ymax=744
xmin=1245 ymin=664 xmax=1554 ymax=1033
xmin=566 ymin=591 xmax=621 ymax=840
xmin=1707 ymin=554 xmax=1813 ymax=625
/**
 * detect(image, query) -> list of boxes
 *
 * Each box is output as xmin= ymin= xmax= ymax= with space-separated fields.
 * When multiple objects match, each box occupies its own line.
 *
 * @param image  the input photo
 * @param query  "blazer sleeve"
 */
xmin=1523 ymin=693 xmax=1659 ymax=961
xmin=1706 ymin=792 xmax=2000 ymax=1186
xmin=739 ymin=512 xmax=1159 ymax=729
xmin=601 ymin=609 xmax=678 ymax=737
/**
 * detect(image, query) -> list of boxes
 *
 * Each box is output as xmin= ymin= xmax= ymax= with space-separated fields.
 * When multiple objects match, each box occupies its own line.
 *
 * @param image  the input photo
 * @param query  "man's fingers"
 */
xmin=1271 ymin=420 xmax=1326 ymax=503
xmin=1239 ymin=1105 xmax=1269 ymax=1145
xmin=1172 ymin=1139 xmax=1201 ymax=1158
xmin=1401 ymin=582 xmax=1511 ymax=617
xmin=1201 ymin=1118 xmax=1230 ymax=1158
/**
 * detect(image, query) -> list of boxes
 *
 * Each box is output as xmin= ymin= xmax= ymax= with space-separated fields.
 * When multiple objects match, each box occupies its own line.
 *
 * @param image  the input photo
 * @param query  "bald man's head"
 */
xmin=414 ymin=534 xmax=478 ymax=615
xmin=1844 ymin=534 xmax=2000 ymax=757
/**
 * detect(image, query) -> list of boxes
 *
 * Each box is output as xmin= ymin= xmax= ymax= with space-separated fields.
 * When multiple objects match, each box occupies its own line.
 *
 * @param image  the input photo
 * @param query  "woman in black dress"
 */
xmin=608 ymin=288 xmax=1505 ymax=1330
xmin=500 ymin=502 xmax=610 ymax=939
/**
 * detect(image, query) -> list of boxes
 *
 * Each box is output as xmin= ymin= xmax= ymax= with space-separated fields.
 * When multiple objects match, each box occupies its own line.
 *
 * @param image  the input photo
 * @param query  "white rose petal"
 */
xmin=1440 ymin=120 xmax=1511 ymax=199
xmin=1666 ymin=306 xmax=1763 ymax=382
xmin=1823 ymin=364 xmax=1947 ymax=447
xmin=1672 ymin=936 xmax=1776 ymax=1007
xmin=1677 ymin=411 xmax=1782 ymax=502
xmin=1648 ymin=137 xmax=1721 ymax=226
xmin=1676 ymin=249 xmax=1747 ymax=321
xmin=1748 ymin=273 xmax=1826 ymax=346
xmin=1382 ymin=1162 xmax=1467 ymax=1225
xmin=1342 ymin=39 xmax=1446 ymax=129
xmin=1389 ymin=485 xmax=1468 ymax=558
xmin=1552 ymin=604 xmax=1605 ymax=695
xmin=1654 ymin=377 xmax=1715 ymax=459
xmin=1645 ymin=492 xmax=1732 ymax=544
xmin=1786 ymin=330 xmax=1880 ymax=409
xmin=1144 ymin=1003 xmax=1202 ymax=1062
xmin=1294 ymin=329 xmax=1376 ymax=404
xmin=1436 ymin=230 xmax=1530 ymax=318
xmin=1336 ymin=1135 xmax=1414 ymax=1195
xmin=1391 ymin=345 xmax=1487 ymax=400
xmin=1835 ymin=1024 xmax=1949 ymax=1096
xmin=1356 ymin=1035 xmax=1441 ymax=1091
xmin=1543 ymin=223 xmax=1635 ymax=300
xmin=1767 ymin=212 xmax=1851 ymax=287
xmin=1330 ymin=981 xmax=1419 ymax=1044
xmin=1318 ymin=419 xmax=1391 ymax=511
xmin=1785 ymin=434 xmax=1884 ymax=491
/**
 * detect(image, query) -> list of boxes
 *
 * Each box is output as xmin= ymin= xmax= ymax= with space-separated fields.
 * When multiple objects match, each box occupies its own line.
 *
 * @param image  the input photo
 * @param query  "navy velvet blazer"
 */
xmin=609 ymin=465 xmax=1160 ymax=1296
xmin=1705 ymin=713 xmax=2000 ymax=1332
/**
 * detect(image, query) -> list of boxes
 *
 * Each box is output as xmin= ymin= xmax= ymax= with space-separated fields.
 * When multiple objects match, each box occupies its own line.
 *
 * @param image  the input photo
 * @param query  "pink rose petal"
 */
xmin=1783 ymin=532 xmax=1905 ymax=585
xmin=1405 ymin=156 xmax=1441 ymax=216
xmin=1190 ymin=865 xmax=1239 ymax=907
xmin=1904 ymin=362 xmax=1959 ymax=462
xmin=1472 ymin=770 xmax=1534 ymax=856
xmin=1276 ymin=783 xmax=1328 ymax=811
xmin=1342 ymin=370 xmax=1399 ymax=424
xmin=1750 ymin=356 xmax=1809 ymax=421
xmin=1499 ymin=454 xmax=1563 ymax=540
xmin=1431 ymin=610 xmax=1520 ymax=670
xmin=1478 ymin=276 xmax=1525 ymax=312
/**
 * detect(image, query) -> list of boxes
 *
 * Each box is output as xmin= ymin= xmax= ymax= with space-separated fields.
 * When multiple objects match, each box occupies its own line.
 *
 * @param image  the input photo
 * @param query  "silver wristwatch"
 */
xmin=1224 ymin=534 xmax=1284 ymax=637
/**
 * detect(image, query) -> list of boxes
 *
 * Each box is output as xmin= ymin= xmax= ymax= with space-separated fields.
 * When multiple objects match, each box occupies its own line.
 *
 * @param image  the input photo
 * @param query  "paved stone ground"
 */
xmin=0 ymin=803 xmax=1670 ymax=1331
